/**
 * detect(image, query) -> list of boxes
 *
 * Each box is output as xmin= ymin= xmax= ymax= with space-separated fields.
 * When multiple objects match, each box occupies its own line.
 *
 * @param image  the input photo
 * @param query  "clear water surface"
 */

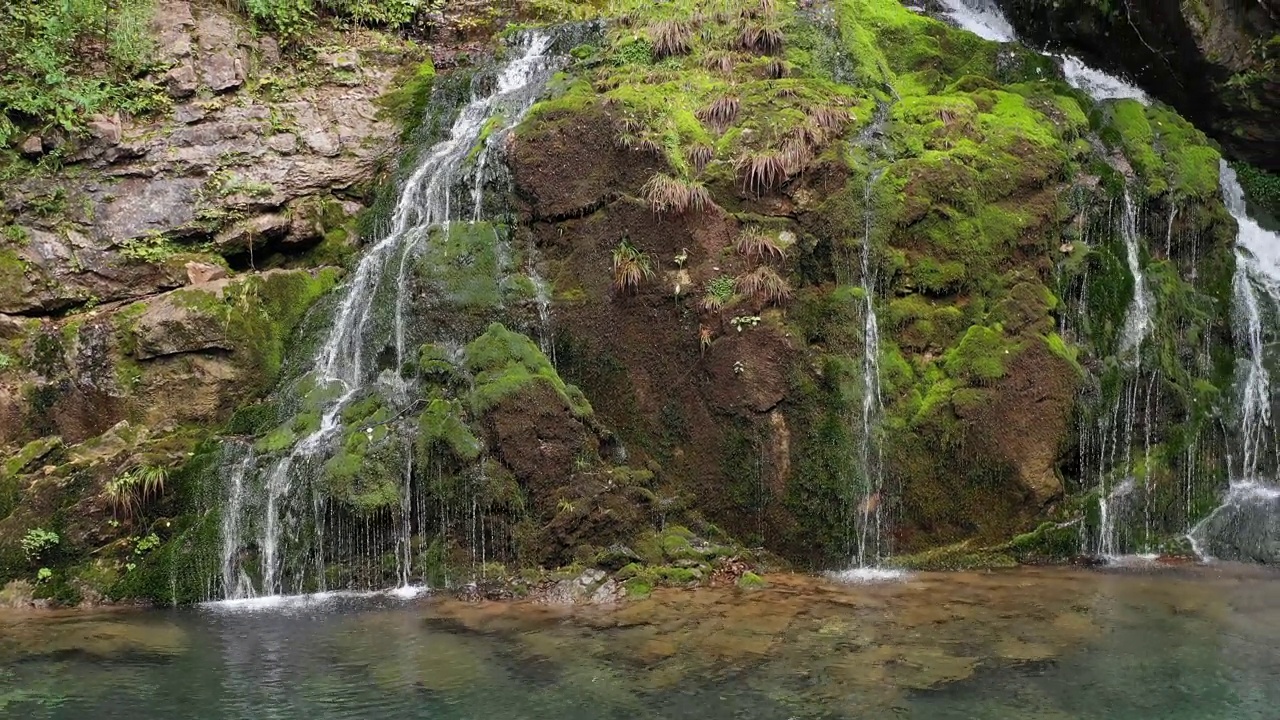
xmin=3 ymin=565 xmax=1280 ymax=719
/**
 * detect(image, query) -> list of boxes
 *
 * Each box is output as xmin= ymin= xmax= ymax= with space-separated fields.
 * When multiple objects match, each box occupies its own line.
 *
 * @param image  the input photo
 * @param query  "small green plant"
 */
xmin=557 ymin=498 xmax=577 ymax=514
xmin=105 ymin=465 xmax=168 ymax=521
xmin=119 ymin=233 xmax=181 ymax=263
xmin=730 ymin=315 xmax=761 ymax=332
xmin=611 ymin=38 xmax=655 ymax=66
xmin=3 ymin=225 xmax=29 ymax=244
xmin=21 ymin=528 xmax=59 ymax=562
xmin=29 ymin=188 xmax=67 ymax=218
xmin=612 ymin=240 xmax=655 ymax=294
xmin=0 ymin=353 xmax=13 ymax=371
xmin=702 ymin=275 xmax=737 ymax=311
xmin=36 ymin=567 xmax=52 ymax=583
xmin=133 ymin=533 xmax=161 ymax=554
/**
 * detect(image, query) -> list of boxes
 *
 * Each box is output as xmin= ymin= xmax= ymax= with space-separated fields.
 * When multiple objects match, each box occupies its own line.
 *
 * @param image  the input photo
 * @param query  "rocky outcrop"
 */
xmin=0 ymin=269 xmax=339 ymax=447
xmin=994 ymin=0 xmax=1280 ymax=169
xmin=1 ymin=0 xmax=410 ymax=316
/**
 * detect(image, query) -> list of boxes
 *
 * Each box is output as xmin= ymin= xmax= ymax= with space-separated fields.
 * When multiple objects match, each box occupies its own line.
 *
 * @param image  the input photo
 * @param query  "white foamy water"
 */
xmin=216 ymin=33 xmax=561 ymax=600
xmin=935 ymin=0 xmax=1015 ymax=41
xmin=935 ymin=0 xmax=1147 ymax=102
xmin=827 ymin=567 xmax=911 ymax=584
xmin=200 ymin=585 xmax=430 ymax=614
xmin=1186 ymin=163 xmax=1280 ymax=562
xmin=1057 ymin=54 xmax=1147 ymax=102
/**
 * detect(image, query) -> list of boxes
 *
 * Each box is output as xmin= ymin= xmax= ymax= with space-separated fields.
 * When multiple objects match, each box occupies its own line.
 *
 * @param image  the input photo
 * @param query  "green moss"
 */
xmin=1233 ymin=162 xmax=1280 ymax=216
xmin=736 ymin=571 xmax=767 ymax=589
xmin=0 ymin=247 xmax=30 ymax=308
xmin=1042 ymin=333 xmax=1083 ymax=375
xmin=2 ymin=436 xmax=64 ymax=479
xmin=911 ymin=256 xmax=966 ymax=294
xmin=379 ymin=57 xmax=437 ymax=138
xmin=225 ymin=402 xmax=280 ymax=436
xmin=1007 ymin=522 xmax=1081 ymax=560
xmin=1105 ymin=100 xmax=1162 ymax=190
xmin=894 ymin=540 xmax=1017 ymax=570
xmin=943 ymin=325 xmax=1014 ymax=385
xmin=623 ymin=577 xmax=653 ymax=598
xmin=418 ymin=398 xmax=482 ymax=462
xmin=464 ymin=323 xmax=593 ymax=417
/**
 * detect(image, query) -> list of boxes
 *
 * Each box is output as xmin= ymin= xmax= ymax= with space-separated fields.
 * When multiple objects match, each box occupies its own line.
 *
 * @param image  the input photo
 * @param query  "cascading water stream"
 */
xmin=1188 ymin=163 xmax=1280 ymax=561
xmin=854 ymin=169 xmax=887 ymax=569
xmin=1117 ymin=190 xmax=1153 ymax=362
xmin=215 ymin=34 xmax=560 ymax=600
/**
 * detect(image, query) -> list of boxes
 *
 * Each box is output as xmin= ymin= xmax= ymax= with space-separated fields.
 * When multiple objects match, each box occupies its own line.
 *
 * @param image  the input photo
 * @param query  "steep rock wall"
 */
xmin=992 ymin=0 xmax=1280 ymax=170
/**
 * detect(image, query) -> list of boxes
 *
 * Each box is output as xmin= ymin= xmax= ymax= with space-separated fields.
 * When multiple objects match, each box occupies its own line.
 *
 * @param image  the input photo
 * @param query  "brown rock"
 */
xmin=201 ymin=50 xmax=245 ymax=92
xmin=131 ymin=293 xmax=232 ymax=360
xmin=86 ymin=114 xmax=122 ymax=145
xmin=185 ymin=261 xmax=227 ymax=285
xmin=214 ymin=213 xmax=291 ymax=251
xmin=19 ymin=135 xmax=43 ymax=157
xmin=164 ymin=61 xmax=199 ymax=99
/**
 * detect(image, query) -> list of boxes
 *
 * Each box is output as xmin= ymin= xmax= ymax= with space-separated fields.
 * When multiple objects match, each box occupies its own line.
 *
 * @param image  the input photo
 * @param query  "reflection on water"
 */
xmin=3 ymin=566 xmax=1280 ymax=719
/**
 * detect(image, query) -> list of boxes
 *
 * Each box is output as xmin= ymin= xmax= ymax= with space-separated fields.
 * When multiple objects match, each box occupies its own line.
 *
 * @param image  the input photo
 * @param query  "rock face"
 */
xmin=994 ymin=0 xmax=1280 ymax=169
xmin=0 ymin=0 xmax=1256 ymax=605
xmin=0 ymin=0 xmax=406 ymax=316
xmin=508 ymin=0 xmax=1234 ymax=564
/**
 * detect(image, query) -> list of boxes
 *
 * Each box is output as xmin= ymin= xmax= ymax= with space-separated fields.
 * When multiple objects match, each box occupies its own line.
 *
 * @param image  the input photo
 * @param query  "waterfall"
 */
xmin=854 ymin=169 xmax=887 ymax=568
xmin=1189 ymin=163 xmax=1280 ymax=562
xmin=214 ymin=33 xmax=561 ymax=600
xmin=935 ymin=0 xmax=1177 ymax=559
xmin=218 ymin=441 xmax=257 ymax=599
xmin=934 ymin=0 xmax=1147 ymax=101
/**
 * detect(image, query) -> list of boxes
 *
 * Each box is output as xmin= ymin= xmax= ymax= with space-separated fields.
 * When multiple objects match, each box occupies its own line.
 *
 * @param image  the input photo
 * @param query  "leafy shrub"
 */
xmin=701 ymin=275 xmax=737 ymax=311
xmin=20 ymin=528 xmax=59 ymax=561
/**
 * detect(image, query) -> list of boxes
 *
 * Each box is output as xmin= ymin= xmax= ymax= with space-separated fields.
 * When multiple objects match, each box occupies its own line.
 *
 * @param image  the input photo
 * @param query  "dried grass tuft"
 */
xmin=642 ymin=173 xmax=713 ymax=214
xmin=650 ymin=19 xmax=693 ymax=59
xmin=735 ymin=151 xmax=787 ymax=195
xmin=612 ymin=241 xmax=655 ymax=295
xmin=687 ymin=144 xmax=714 ymax=173
xmin=737 ymin=21 xmax=784 ymax=55
xmin=697 ymin=95 xmax=740 ymax=132
xmin=701 ymin=49 xmax=735 ymax=73
xmin=734 ymin=226 xmax=786 ymax=261
xmin=737 ymin=265 xmax=792 ymax=304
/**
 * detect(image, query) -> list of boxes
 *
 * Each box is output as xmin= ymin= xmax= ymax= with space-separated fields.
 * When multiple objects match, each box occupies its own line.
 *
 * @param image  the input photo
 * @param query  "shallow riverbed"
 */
xmin=3 ymin=564 xmax=1279 ymax=719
